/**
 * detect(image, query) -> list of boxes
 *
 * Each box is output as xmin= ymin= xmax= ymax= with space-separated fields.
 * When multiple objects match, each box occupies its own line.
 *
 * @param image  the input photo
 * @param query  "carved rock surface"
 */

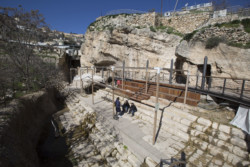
xmin=80 ymin=28 xmax=181 ymax=68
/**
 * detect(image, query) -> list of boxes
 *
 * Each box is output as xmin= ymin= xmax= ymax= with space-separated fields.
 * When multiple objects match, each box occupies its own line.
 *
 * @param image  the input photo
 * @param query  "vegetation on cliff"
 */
xmin=183 ymin=18 xmax=250 ymax=49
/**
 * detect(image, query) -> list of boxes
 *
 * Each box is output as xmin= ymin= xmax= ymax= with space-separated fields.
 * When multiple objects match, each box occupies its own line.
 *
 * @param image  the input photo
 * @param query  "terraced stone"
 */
xmin=197 ymin=117 xmax=212 ymax=127
xmin=230 ymin=137 xmax=247 ymax=150
xmin=218 ymin=124 xmax=231 ymax=134
xmin=231 ymin=127 xmax=245 ymax=140
xmin=232 ymin=146 xmax=248 ymax=158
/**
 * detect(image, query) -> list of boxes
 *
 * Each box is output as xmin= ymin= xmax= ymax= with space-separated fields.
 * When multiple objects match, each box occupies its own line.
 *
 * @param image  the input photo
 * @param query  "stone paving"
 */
xmin=55 ymin=90 xmax=148 ymax=167
xmin=58 ymin=87 xmax=250 ymax=167
xmin=93 ymin=88 xmax=250 ymax=167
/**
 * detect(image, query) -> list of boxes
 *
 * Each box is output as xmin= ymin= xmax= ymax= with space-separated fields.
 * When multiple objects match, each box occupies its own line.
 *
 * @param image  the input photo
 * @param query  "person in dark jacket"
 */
xmin=129 ymin=103 xmax=137 ymax=117
xmin=115 ymin=97 xmax=121 ymax=116
xmin=122 ymin=100 xmax=130 ymax=113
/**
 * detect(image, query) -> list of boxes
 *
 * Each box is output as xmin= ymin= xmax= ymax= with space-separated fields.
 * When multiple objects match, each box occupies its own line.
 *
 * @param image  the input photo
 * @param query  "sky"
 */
xmin=1 ymin=0 xmax=249 ymax=34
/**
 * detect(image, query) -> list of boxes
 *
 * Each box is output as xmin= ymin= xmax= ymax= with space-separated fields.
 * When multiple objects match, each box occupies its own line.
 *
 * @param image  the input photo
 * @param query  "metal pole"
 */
xmin=208 ymin=77 xmax=212 ymax=91
xmin=169 ymin=59 xmax=173 ymax=84
xmin=201 ymin=56 xmax=208 ymax=90
xmin=87 ymin=67 xmax=88 ymax=73
xmin=184 ymin=71 xmax=189 ymax=104
xmin=153 ymin=68 xmax=160 ymax=145
xmin=161 ymin=0 xmax=163 ymax=17
xmin=80 ymin=68 xmax=83 ymax=93
xmin=122 ymin=61 xmax=125 ymax=90
xmin=112 ymin=67 xmax=115 ymax=116
xmin=181 ymin=152 xmax=186 ymax=167
xmin=69 ymin=69 xmax=72 ymax=84
xmin=101 ymin=68 xmax=104 ymax=78
xmin=240 ymin=80 xmax=245 ymax=99
xmin=92 ymin=68 xmax=94 ymax=104
xmin=195 ymin=72 xmax=199 ymax=89
xmin=145 ymin=60 xmax=149 ymax=94
xmin=222 ymin=78 xmax=226 ymax=95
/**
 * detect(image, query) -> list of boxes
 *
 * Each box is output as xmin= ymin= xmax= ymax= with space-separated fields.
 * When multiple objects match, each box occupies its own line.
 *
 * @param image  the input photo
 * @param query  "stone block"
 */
xmin=116 ymin=144 xmax=124 ymax=155
xmin=232 ymin=146 xmax=248 ymax=158
xmin=217 ymin=131 xmax=231 ymax=141
xmin=242 ymin=161 xmax=250 ymax=166
xmin=176 ymin=123 xmax=189 ymax=133
xmin=227 ymin=153 xmax=242 ymax=166
xmin=145 ymin=157 xmax=157 ymax=167
xmin=197 ymin=117 xmax=212 ymax=127
xmin=222 ymin=163 xmax=233 ymax=167
xmin=218 ymin=124 xmax=231 ymax=134
xmin=212 ymin=158 xmax=223 ymax=166
xmin=231 ymin=127 xmax=245 ymax=140
xmin=208 ymin=162 xmax=219 ymax=167
xmin=112 ymin=149 xmax=118 ymax=157
xmin=230 ymin=137 xmax=247 ymax=149
xmin=212 ymin=122 xmax=219 ymax=129
xmin=176 ymin=130 xmax=190 ymax=141
xmin=181 ymin=118 xmax=192 ymax=126
xmin=216 ymin=140 xmax=234 ymax=152
xmin=127 ymin=154 xmax=141 ymax=167
xmin=208 ymin=144 xmax=228 ymax=159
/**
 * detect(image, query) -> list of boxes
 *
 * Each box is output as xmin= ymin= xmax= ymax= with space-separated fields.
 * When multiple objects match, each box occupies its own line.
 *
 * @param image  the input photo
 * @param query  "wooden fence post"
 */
xmin=122 ymin=61 xmax=125 ymax=90
xmin=145 ymin=60 xmax=149 ymax=94
xmin=92 ymin=67 xmax=94 ymax=104
xmin=112 ymin=66 xmax=115 ymax=117
xmin=184 ymin=71 xmax=189 ymax=104
xmin=80 ymin=68 xmax=83 ymax=93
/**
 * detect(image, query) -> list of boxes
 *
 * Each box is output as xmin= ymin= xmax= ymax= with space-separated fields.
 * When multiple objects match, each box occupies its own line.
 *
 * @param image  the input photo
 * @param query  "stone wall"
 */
xmin=193 ymin=26 xmax=250 ymax=44
xmin=90 ymin=12 xmax=156 ymax=32
xmin=203 ymin=14 xmax=245 ymax=27
xmin=160 ymin=12 xmax=211 ymax=33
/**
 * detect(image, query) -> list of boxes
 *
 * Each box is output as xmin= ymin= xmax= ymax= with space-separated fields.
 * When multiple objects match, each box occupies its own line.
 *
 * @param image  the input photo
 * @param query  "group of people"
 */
xmin=114 ymin=97 xmax=137 ymax=117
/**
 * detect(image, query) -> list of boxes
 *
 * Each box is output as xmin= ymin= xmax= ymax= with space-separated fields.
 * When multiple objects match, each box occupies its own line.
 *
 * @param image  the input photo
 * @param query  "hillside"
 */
xmin=80 ymin=12 xmax=250 ymax=82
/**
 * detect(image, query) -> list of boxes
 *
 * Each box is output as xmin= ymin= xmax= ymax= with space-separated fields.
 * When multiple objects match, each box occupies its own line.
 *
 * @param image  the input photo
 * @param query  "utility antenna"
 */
xmin=161 ymin=0 xmax=163 ymax=16
xmin=173 ymin=0 xmax=179 ymax=16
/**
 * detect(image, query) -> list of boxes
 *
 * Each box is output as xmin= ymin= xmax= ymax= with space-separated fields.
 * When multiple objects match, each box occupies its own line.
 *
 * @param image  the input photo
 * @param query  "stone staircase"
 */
xmin=97 ymin=88 xmax=250 ymax=167
xmin=54 ymin=91 xmax=143 ymax=167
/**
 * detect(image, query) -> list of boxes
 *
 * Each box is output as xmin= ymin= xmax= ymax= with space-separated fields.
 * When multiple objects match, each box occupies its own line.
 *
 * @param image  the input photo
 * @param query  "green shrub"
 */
xmin=173 ymin=31 xmax=184 ymax=37
xmin=150 ymin=26 xmax=156 ymax=32
xmin=205 ymin=37 xmax=224 ymax=49
xmin=214 ymin=21 xmax=240 ymax=28
xmin=241 ymin=18 xmax=250 ymax=33
xmin=167 ymin=27 xmax=174 ymax=34
xmin=231 ymin=20 xmax=240 ymax=24
xmin=183 ymin=30 xmax=197 ymax=42
xmin=228 ymin=41 xmax=250 ymax=49
xmin=227 ymin=42 xmax=244 ymax=48
xmin=156 ymin=25 xmax=167 ymax=30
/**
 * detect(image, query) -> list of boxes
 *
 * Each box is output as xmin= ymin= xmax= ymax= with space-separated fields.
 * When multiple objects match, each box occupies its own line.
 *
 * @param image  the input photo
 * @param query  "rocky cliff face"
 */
xmin=176 ymin=41 xmax=250 ymax=80
xmin=81 ymin=27 xmax=181 ymax=68
xmin=80 ymin=13 xmax=250 ymax=83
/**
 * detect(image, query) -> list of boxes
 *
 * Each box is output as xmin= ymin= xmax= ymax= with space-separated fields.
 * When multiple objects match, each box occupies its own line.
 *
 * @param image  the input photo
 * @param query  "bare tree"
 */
xmin=0 ymin=6 xmax=63 ymax=102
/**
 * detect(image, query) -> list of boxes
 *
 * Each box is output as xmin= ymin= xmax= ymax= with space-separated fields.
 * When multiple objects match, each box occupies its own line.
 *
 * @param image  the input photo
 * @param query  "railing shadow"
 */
xmin=155 ymin=90 xmax=185 ymax=142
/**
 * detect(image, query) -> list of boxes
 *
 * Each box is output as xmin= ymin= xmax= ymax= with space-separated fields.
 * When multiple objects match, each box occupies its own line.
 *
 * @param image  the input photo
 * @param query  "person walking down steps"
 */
xmin=129 ymin=103 xmax=137 ymax=117
xmin=115 ymin=97 xmax=122 ymax=117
